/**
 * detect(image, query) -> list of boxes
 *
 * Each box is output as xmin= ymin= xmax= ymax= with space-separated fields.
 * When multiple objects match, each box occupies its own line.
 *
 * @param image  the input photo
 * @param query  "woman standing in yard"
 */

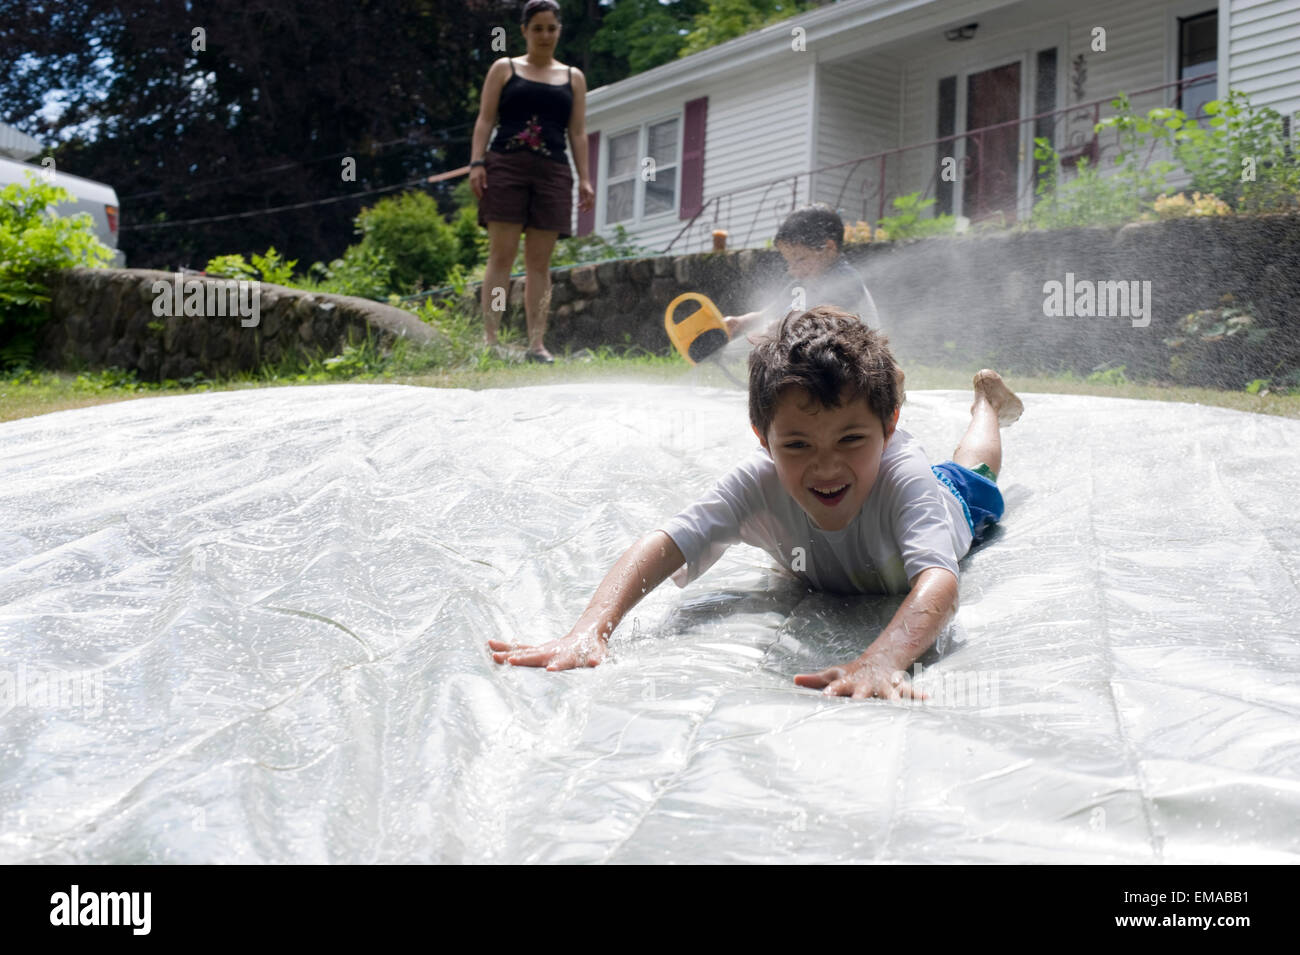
xmin=469 ymin=0 xmax=595 ymax=363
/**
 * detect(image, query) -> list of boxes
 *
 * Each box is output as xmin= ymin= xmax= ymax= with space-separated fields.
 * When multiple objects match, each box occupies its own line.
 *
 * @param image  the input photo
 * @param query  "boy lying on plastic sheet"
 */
xmin=490 ymin=307 xmax=1023 ymax=701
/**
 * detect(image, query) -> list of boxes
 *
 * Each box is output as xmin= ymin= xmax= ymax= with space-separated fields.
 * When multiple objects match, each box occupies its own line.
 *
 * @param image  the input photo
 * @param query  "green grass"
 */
xmin=3 ymin=351 xmax=1299 ymax=424
xmin=9 ymin=295 xmax=1296 ymax=422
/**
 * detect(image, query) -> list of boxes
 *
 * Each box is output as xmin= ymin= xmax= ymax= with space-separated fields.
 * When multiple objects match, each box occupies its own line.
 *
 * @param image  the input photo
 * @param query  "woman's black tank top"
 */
xmin=489 ymin=58 xmax=573 ymax=164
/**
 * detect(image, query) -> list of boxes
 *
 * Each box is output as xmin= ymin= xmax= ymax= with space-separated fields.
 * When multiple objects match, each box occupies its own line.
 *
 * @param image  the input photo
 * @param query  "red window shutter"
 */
xmin=578 ymin=131 xmax=599 ymax=236
xmin=680 ymin=97 xmax=707 ymax=220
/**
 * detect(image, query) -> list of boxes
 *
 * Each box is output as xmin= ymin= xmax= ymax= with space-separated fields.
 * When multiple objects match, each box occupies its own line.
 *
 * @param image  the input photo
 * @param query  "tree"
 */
xmin=590 ymin=0 xmax=706 ymax=77
xmin=0 ymin=0 xmax=831 ymax=273
xmin=679 ymin=0 xmax=815 ymax=57
xmin=0 ymin=0 xmax=504 ymax=269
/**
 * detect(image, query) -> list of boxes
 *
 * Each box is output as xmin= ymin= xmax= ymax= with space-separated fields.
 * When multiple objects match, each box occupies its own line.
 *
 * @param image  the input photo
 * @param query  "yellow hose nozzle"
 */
xmin=664 ymin=292 xmax=731 ymax=365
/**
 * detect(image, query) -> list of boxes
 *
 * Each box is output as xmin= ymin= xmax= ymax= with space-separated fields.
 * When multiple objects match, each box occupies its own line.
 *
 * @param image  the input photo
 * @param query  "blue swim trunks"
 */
xmin=931 ymin=461 xmax=1004 ymax=542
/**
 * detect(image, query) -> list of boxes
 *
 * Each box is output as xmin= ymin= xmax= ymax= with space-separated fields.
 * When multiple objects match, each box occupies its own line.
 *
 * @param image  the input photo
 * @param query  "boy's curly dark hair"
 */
xmin=773 ymin=203 xmax=846 ymax=252
xmin=748 ymin=306 xmax=905 ymax=441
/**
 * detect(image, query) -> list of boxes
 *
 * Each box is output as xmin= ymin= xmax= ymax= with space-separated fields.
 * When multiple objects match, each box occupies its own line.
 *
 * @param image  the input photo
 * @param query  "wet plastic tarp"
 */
xmin=1 ymin=382 xmax=1298 ymax=863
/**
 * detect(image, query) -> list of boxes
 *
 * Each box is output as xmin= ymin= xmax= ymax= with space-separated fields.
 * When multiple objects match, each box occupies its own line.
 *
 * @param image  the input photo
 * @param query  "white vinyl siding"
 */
xmin=812 ymin=57 xmax=903 ymax=226
xmin=1225 ymin=0 xmax=1300 ymax=118
xmin=692 ymin=61 xmax=813 ymax=250
xmin=586 ymin=58 xmax=813 ymax=254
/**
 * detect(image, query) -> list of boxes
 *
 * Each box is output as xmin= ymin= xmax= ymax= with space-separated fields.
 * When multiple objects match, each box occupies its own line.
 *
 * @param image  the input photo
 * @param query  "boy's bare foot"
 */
xmin=972 ymin=369 xmax=1024 ymax=426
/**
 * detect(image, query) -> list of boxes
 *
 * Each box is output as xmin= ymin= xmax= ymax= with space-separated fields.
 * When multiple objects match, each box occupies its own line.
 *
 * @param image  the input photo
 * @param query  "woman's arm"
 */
xmin=567 ymin=67 xmax=595 ymax=213
xmin=473 ymin=58 xmax=509 ymax=158
xmin=469 ymin=59 xmax=509 ymax=198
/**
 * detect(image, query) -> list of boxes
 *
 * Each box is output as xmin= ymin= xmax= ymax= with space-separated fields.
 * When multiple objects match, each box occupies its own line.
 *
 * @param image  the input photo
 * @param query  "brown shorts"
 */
xmin=477 ymin=149 xmax=574 ymax=238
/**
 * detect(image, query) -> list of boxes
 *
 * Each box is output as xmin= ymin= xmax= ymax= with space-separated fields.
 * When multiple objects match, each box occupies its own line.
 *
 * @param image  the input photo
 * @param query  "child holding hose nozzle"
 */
xmin=724 ymin=204 xmax=880 ymax=342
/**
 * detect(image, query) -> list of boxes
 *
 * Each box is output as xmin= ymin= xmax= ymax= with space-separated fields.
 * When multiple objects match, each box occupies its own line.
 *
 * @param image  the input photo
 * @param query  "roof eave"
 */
xmin=586 ymin=0 xmax=927 ymax=115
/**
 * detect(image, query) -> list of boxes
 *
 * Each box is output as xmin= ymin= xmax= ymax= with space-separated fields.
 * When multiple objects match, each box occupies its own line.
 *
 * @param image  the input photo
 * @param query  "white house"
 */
xmin=575 ymin=0 xmax=1300 ymax=253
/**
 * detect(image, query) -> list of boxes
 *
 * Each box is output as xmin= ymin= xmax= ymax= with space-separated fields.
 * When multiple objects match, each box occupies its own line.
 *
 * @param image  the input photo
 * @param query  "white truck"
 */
xmin=0 ymin=122 xmax=125 ymax=265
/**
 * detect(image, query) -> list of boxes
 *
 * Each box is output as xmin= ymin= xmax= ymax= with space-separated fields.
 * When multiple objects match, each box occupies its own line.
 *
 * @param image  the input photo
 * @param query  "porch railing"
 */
xmin=662 ymin=73 xmax=1218 ymax=253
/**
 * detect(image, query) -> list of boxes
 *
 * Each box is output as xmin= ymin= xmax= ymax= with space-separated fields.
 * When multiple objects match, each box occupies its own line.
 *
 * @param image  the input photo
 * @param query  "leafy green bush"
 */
xmin=203 ymin=253 xmax=256 ymax=280
xmin=1 ymin=173 xmax=115 ymax=367
xmin=1031 ymin=90 xmax=1299 ymax=228
xmin=307 ymin=242 xmax=396 ymax=300
xmin=875 ymin=192 xmax=958 ymax=240
xmin=355 ymin=190 xmax=459 ymax=294
xmin=1030 ymin=100 xmax=1180 ymax=231
xmin=452 ymin=204 xmax=485 ymax=271
xmin=204 ymin=247 xmax=297 ymax=284
xmin=541 ymin=224 xmax=646 ymax=269
xmin=1110 ymin=91 xmax=1300 ymax=214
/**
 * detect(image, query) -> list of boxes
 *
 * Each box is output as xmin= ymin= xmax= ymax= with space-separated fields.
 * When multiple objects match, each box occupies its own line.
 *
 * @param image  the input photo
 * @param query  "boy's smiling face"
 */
xmin=756 ymin=386 xmax=898 ymax=532
xmin=775 ymin=239 xmax=838 ymax=281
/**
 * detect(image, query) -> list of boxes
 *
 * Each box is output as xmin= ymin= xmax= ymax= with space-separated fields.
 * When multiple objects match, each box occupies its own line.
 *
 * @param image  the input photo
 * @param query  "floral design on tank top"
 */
xmin=504 ymin=116 xmax=550 ymax=156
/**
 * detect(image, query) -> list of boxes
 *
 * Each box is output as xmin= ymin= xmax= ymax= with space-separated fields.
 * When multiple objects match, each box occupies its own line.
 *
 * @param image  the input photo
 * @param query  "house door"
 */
xmin=964 ymin=62 xmax=1021 ymax=223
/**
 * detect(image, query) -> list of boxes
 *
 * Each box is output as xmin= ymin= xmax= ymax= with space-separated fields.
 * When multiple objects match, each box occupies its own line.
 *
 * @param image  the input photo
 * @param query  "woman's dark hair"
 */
xmin=748 ymin=305 xmax=905 ymax=441
xmin=774 ymin=203 xmax=846 ymax=252
xmin=522 ymin=0 xmax=561 ymax=26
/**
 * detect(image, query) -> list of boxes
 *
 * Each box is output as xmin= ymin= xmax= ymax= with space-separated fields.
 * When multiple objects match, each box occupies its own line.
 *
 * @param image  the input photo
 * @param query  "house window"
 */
xmin=606 ymin=131 xmax=638 ymax=224
xmin=604 ymin=117 xmax=680 ymax=225
xmin=1178 ymin=10 xmax=1217 ymax=119
xmin=645 ymin=120 xmax=679 ymax=215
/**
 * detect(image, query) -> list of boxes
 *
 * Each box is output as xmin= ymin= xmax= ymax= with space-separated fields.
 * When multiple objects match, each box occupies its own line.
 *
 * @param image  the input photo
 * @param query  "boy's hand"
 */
xmin=488 ymin=625 xmax=608 ymax=670
xmin=485 ymin=531 xmax=686 ymax=676
xmin=723 ymin=315 xmax=745 ymax=337
xmin=794 ymin=656 xmax=928 ymax=702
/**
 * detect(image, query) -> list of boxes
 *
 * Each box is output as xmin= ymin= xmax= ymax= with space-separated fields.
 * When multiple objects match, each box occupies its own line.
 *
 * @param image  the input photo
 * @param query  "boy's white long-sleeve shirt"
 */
xmin=657 ymin=429 xmax=971 ymax=595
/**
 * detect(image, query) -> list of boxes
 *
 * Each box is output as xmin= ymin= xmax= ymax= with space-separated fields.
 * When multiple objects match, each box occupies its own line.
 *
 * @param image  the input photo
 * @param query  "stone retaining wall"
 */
xmin=33 ymin=214 xmax=1300 ymax=388
xmin=460 ymin=213 xmax=1300 ymax=386
xmin=37 ymin=268 xmax=440 ymax=381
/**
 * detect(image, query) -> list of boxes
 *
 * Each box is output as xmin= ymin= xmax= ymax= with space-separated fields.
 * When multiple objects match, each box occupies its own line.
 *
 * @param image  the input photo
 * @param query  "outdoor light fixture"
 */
xmin=945 ymin=23 xmax=978 ymax=41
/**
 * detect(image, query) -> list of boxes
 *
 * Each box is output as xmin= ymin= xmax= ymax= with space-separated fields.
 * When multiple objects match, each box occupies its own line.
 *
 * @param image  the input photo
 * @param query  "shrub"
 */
xmin=1030 ymin=136 xmax=1175 ymax=229
xmin=203 ymin=253 xmax=257 ymax=280
xmin=540 ymin=224 xmax=646 ymax=270
xmin=1148 ymin=191 xmax=1232 ymax=219
xmin=1031 ymin=90 xmax=1299 ymax=228
xmin=308 ymin=243 xmax=396 ymax=300
xmin=875 ymin=192 xmax=957 ymax=240
xmin=452 ymin=204 xmax=486 ymax=271
xmin=1148 ymin=91 xmax=1300 ymax=213
xmin=0 ymin=173 xmax=116 ymax=369
xmin=354 ymin=190 xmax=458 ymax=294
xmin=204 ymin=247 xmax=298 ymax=284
